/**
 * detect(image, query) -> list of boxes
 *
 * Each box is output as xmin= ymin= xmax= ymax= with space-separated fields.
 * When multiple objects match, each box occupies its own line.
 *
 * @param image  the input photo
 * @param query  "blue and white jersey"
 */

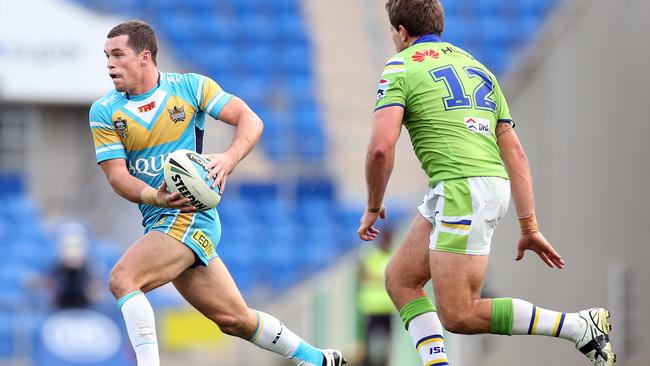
xmin=89 ymin=72 xmax=232 ymax=227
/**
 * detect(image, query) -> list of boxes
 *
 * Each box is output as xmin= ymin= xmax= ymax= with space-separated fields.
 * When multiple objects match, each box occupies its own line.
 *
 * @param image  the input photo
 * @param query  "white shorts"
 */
xmin=418 ymin=177 xmax=510 ymax=255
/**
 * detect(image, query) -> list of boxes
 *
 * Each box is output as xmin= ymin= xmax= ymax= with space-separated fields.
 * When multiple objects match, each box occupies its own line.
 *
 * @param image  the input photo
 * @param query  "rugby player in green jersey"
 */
xmin=357 ymin=1 xmax=614 ymax=365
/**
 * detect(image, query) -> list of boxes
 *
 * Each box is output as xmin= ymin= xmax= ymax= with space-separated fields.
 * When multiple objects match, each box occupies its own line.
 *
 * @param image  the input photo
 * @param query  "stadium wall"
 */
xmin=304 ymin=0 xmax=430 ymax=209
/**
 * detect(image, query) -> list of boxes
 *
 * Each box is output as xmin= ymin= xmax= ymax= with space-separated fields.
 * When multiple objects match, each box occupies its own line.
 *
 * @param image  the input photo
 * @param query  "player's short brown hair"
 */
xmin=107 ymin=20 xmax=158 ymax=65
xmin=385 ymin=0 xmax=444 ymax=37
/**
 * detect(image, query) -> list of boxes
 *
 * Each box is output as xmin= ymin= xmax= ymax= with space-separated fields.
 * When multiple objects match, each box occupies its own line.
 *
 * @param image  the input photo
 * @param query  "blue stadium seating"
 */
xmin=475 ymin=0 xmax=508 ymax=16
xmin=0 ymin=312 xmax=15 ymax=358
xmin=0 ymin=185 xmax=132 ymax=360
xmin=442 ymin=0 xmax=560 ymax=74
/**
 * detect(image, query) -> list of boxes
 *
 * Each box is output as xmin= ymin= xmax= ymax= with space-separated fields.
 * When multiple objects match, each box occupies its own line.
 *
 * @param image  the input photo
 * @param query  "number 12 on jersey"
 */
xmin=430 ymin=65 xmax=496 ymax=112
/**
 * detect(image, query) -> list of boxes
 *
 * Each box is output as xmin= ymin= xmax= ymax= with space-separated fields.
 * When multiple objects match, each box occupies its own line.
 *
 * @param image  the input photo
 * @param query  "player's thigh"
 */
xmin=429 ymin=251 xmax=488 ymax=313
xmin=172 ymin=257 xmax=255 ymax=330
xmin=111 ymin=231 xmax=196 ymax=295
xmin=385 ymin=215 xmax=432 ymax=293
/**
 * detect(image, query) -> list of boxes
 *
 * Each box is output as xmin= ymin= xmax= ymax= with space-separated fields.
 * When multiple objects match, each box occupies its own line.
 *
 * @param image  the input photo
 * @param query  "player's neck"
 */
xmin=405 ymin=36 xmax=419 ymax=49
xmin=127 ymin=69 xmax=160 ymax=96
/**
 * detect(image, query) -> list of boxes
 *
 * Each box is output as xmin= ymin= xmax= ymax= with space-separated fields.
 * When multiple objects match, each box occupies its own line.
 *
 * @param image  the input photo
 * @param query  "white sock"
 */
xmin=407 ymin=312 xmax=449 ymax=366
xmin=511 ymin=298 xmax=585 ymax=342
xmin=118 ymin=291 xmax=159 ymax=366
xmin=249 ymin=310 xmax=324 ymax=366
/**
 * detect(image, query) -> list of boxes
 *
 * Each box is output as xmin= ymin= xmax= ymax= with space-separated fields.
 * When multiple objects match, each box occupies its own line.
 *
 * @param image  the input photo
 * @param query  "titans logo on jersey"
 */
xmin=89 ymin=72 xmax=233 ymax=226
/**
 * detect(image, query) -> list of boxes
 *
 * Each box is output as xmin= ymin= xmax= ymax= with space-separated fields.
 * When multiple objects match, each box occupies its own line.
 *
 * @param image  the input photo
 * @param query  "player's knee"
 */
xmin=384 ymin=271 xmax=400 ymax=302
xmin=384 ymin=261 xmax=403 ymax=295
xmin=108 ymin=265 xmax=137 ymax=298
xmin=210 ymin=313 xmax=250 ymax=338
xmin=384 ymin=262 xmax=426 ymax=300
xmin=437 ymin=309 xmax=473 ymax=334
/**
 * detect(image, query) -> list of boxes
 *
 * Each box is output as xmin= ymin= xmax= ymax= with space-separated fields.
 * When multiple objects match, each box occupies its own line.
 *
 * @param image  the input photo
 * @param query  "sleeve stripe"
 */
xmin=196 ymin=76 xmax=206 ymax=107
xmin=205 ymin=91 xmax=226 ymax=115
xmin=385 ymin=61 xmax=405 ymax=66
xmin=382 ymin=68 xmax=405 ymax=76
xmin=95 ymin=144 xmax=125 ymax=154
xmin=374 ymin=103 xmax=405 ymax=111
xmin=90 ymin=121 xmax=113 ymax=129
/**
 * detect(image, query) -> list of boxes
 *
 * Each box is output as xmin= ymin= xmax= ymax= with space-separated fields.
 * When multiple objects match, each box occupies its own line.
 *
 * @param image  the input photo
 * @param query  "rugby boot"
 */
xmin=575 ymin=308 xmax=616 ymax=365
xmin=322 ymin=349 xmax=347 ymax=366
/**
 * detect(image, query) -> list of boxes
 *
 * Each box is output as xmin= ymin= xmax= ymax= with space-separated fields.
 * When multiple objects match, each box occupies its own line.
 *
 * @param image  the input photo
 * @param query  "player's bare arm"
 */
xmin=99 ymin=158 xmax=195 ymax=211
xmin=358 ymin=105 xmax=403 ymax=241
xmin=204 ymin=96 xmax=263 ymax=192
xmin=496 ymin=122 xmax=564 ymax=268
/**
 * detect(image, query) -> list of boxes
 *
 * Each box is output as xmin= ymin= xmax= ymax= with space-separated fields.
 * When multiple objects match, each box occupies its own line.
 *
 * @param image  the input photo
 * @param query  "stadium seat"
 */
xmin=275 ymin=13 xmax=309 ymax=43
xmin=228 ymin=0 xmax=263 ymax=14
xmin=479 ymin=16 xmax=513 ymax=48
xmin=475 ymin=0 xmax=508 ymax=16
xmin=182 ymin=0 xmax=213 ymax=13
xmin=239 ymin=13 xmax=275 ymax=42
xmin=195 ymin=13 xmax=239 ymax=43
xmin=278 ymin=43 xmax=312 ymax=74
xmin=240 ymin=44 xmax=274 ymax=74
xmin=512 ymin=14 xmax=543 ymax=45
xmin=441 ymin=0 xmax=465 ymax=16
xmin=517 ymin=0 xmax=554 ymax=16
xmin=228 ymin=262 xmax=257 ymax=294
xmin=442 ymin=16 xmax=471 ymax=45
xmin=0 ymin=313 xmax=15 ymax=359
xmin=104 ymin=0 xmax=138 ymax=15
xmin=0 ymin=174 xmax=24 ymax=197
xmin=269 ymin=0 xmax=300 ymax=14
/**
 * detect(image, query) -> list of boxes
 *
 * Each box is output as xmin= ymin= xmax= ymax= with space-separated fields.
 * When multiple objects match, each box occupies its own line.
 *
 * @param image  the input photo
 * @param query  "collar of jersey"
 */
xmin=413 ymin=34 xmax=442 ymax=45
xmin=125 ymin=73 xmax=161 ymax=102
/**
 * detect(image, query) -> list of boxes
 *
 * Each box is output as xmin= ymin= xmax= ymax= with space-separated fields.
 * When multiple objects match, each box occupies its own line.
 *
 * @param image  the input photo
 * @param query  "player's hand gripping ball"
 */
xmin=163 ymin=149 xmax=221 ymax=211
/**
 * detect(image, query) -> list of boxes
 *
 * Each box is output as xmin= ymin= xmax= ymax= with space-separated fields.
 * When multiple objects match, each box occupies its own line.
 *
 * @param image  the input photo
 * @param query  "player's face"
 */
xmin=104 ymin=35 xmax=144 ymax=92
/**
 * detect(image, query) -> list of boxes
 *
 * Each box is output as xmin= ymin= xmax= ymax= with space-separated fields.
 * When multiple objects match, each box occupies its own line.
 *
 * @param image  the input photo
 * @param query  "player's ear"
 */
xmin=141 ymin=50 xmax=151 ymax=66
xmin=397 ymin=25 xmax=409 ymax=42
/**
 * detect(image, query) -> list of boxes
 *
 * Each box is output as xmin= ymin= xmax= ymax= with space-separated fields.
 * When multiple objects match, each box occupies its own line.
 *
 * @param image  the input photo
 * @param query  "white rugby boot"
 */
xmin=575 ymin=308 xmax=616 ymax=365
xmin=322 ymin=349 xmax=347 ymax=366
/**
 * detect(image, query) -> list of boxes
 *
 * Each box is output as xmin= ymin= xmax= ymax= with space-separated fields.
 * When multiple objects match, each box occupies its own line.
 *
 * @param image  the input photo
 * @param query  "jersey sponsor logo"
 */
xmin=128 ymin=153 xmax=167 ymax=177
xmin=464 ymin=117 xmax=491 ymax=136
xmin=376 ymin=78 xmax=390 ymax=101
xmin=412 ymin=49 xmax=440 ymax=62
xmin=138 ymin=101 xmax=156 ymax=113
xmin=113 ymin=117 xmax=128 ymax=138
xmin=429 ymin=346 xmax=445 ymax=355
xmin=440 ymin=45 xmax=475 ymax=60
xmin=191 ymin=229 xmax=214 ymax=256
xmin=167 ymin=105 xmax=186 ymax=123
xmin=162 ymin=73 xmax=183 ymax=83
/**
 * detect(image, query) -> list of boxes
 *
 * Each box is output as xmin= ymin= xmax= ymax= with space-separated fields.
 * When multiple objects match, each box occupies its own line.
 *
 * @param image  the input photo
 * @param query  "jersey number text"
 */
xmin=429 ymin=65 xmax=496 ymax=112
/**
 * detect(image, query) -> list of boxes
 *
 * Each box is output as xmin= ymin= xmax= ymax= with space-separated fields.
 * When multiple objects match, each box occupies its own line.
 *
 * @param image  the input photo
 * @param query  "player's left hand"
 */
xmin=204 ymin=152 xmax=238 ymax=193
xmin=357 ymin=205 xmax=387 ymax=241
xmin=516 ymin=231 xmax=565 ymax=269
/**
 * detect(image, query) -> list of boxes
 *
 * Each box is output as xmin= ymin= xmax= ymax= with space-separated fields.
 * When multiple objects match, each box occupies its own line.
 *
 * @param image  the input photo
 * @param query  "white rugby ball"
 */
xmin=163 ymin=149 xmax=221 ymax=211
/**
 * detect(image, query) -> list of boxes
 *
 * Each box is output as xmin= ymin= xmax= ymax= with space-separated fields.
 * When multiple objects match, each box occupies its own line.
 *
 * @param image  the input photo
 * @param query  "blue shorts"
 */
xmin=144 ymin=209 xmax=222 ymax=266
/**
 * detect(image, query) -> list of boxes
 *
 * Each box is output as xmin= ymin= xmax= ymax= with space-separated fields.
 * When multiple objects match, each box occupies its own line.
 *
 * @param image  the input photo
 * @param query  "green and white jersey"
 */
xmin=375 ymin=34 xmax=511 ymax=187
